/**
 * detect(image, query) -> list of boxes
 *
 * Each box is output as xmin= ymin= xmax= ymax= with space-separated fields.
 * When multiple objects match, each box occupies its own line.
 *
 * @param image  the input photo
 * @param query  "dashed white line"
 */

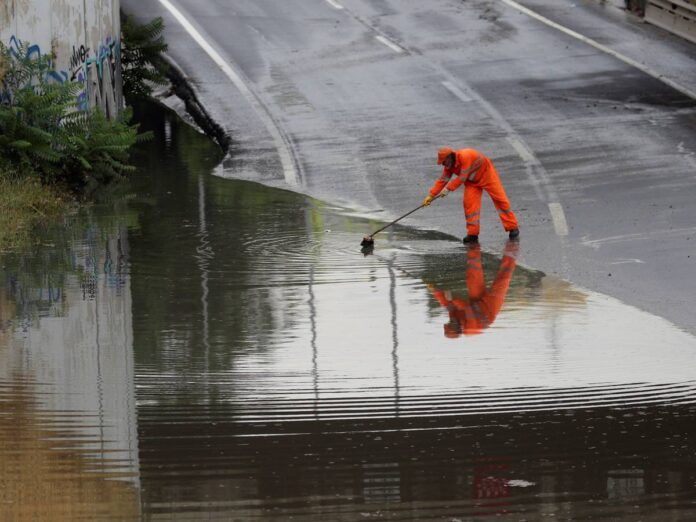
xmin=548 ymin=202 xmax=569 ymax=237
xmin=441 ymin=81 xmax=473 ymax=103
xmin=506 ymin=136 xmax=569 ymax=237
xmin=499 ymin=0 xmax=696 ymax=101
xmin=157 ymin=0 xmax=301 ymax=186
xmin=325 ymin=0 xmax=344 ymax=9
xmin=375 ymin=35 xmax=404 ymax=54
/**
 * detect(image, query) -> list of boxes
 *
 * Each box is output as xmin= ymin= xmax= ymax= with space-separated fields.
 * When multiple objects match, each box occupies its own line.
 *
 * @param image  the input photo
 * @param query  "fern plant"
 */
xmin=0 ymin=104 xmax=57 ymax=174
xmin=0 ymin=40 xmax=150 ymax=190
xmin=121 ymin=15 xmax=169 ymax=99
xmin=60 ymin=107 xmax=151 ymax=190
xmin=0 ymin=40 xmax=50 ymax=95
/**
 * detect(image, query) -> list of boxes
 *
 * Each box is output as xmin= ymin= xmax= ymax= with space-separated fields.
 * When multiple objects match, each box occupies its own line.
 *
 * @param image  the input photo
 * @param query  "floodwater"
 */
xmin=2 ymin=103 xmax=696 ymax=521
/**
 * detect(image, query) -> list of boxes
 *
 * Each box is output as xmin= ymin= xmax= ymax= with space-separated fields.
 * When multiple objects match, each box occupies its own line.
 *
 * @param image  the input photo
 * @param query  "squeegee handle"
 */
xmin=369 ymin=194 xmax=443 ymax=238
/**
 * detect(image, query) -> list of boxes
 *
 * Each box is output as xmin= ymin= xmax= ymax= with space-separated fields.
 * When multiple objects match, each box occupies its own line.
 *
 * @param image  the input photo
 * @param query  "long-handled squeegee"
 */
xmin=360 ymin=195 xmax=442 ymax=249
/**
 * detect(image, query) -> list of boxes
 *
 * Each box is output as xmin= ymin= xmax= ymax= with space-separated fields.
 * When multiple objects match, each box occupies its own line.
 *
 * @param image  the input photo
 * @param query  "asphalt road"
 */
xmin=123 ymin=0 xmax=696 ymax=333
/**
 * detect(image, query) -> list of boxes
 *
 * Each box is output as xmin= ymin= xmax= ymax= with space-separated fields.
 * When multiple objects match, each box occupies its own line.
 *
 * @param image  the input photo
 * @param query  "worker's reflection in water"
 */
xmin=429 ymin=241 xmax=517 ymax=337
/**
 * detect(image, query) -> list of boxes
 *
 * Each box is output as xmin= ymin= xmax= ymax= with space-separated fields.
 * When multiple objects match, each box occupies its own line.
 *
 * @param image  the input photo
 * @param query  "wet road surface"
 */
xmin=122 ymin=0 xmax=696 ymax=336
xmin=2 ymin=103 xmax=696 ymax=519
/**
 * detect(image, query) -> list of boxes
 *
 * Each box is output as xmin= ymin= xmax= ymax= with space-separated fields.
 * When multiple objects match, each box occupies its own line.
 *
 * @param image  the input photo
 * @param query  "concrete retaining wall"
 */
xmin=0 ymin=0 xmax=122 ymax=116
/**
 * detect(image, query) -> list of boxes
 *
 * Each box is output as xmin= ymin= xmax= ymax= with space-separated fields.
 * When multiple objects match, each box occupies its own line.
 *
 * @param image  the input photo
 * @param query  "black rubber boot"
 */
xmin=508 ymin=229 xmax=520 ymax=240
xmin=462 ymin=235 xmax=479 ymax=244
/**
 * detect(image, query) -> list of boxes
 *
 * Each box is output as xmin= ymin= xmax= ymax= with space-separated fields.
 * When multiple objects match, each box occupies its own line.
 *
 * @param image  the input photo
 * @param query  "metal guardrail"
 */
xmin=645 ymin=0 xmax=696 ymax=44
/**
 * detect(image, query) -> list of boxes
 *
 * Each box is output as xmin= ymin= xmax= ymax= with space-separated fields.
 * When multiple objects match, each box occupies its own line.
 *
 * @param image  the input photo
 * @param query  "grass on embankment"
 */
xmin=0 ymin=172 xmax=68 ymax=251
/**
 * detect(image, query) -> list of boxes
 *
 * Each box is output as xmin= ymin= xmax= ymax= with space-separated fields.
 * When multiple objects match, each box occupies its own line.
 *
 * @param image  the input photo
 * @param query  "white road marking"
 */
xmin=443 ymin=77 xmax=559 ymax=211
xmin=499 ymin=0 xmax=696 ymax=100
xmin=441 ymin=81 xmax=473 ymax=103
xmin=609 ymin=259 xmax=645 ymax=265
xmin=157 ymin=0 xmax=301 ymax=186
xmin=548 ymin=202 xmax=569 ymax=237
xmin=325 ymin=0 xmax=344 ymax=9
xmin=375 ymin=35 xmax=404 ymax=54
xmin=506 ymin=136 xmax=536 ymax=164
xmin=582 ymin=226 xmax=696 ymax=247
xmin=506 ymin=136 xmax=569 ymax=237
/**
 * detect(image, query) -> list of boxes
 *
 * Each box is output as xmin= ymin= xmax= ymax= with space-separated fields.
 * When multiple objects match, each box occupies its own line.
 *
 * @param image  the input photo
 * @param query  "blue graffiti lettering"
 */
xmin=6 ymin=35 xmax=68 ymax=85
xmin=3 ymin=35 xmax=121 ymax=116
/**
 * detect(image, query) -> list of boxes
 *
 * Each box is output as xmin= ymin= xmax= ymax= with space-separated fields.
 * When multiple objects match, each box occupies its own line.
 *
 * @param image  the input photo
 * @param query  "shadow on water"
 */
xmin=2 ymin=100 xmax=696 ymax=520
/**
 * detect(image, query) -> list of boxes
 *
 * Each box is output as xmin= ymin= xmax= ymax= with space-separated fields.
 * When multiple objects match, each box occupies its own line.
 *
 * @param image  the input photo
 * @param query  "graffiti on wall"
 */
xmin=1 ymin=35 xmax=68 ymax=104
xmin=2 ymin=35 xmax=121 ymax=117
xmin=68 ymin=37 xmax=122 ymax=117
xmin=7 ymin=35 xmax=70 ymax=84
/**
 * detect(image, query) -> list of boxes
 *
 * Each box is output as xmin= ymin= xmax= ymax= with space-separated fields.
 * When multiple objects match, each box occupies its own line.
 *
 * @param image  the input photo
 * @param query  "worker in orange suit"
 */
xmin=428 ymin=242 xmax=517 ymax=337
xmin=424 ymin=147 xmax=519 ymax=244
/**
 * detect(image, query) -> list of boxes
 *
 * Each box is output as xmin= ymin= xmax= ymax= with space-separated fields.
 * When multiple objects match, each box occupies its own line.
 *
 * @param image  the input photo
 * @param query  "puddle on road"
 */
xmin=2 ymin=102 xmax=696 ymax=520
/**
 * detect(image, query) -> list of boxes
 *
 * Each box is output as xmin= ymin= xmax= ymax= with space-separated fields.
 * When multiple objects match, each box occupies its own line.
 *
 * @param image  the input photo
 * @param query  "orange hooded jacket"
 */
xmin=429 ymin=148 xmax=494 ymax=195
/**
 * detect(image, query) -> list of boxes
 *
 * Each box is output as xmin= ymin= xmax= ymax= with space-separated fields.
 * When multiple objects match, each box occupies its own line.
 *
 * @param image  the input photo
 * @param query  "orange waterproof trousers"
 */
xmin=463 ymin=166 xmax=518 ymax=236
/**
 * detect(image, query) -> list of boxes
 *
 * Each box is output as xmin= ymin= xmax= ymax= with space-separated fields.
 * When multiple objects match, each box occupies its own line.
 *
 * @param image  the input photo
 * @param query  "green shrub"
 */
xmin=121 ymin=15 xmax=169 ymax=99
xmin=0 ymin=40 xmax=150 ymax=190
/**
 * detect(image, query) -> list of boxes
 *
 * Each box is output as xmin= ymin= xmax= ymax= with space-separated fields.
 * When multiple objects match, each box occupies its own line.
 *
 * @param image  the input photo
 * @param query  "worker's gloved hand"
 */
xmin=440 ymin=187 xmax=451 ymax=197
xmin=423 ymin=195 xmax=435 ymax=206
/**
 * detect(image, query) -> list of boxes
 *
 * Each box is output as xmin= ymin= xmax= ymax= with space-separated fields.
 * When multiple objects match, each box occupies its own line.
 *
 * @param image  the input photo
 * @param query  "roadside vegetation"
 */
xmin=0 ymin=16 xmax=167 ymax=251
xmin=121 ymin=15 xmax=169 ymax=100
xmin=0 ymin=44 xmax=145 ymax=189
xmin=0 ymin=174 xmax=65 ymax=251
